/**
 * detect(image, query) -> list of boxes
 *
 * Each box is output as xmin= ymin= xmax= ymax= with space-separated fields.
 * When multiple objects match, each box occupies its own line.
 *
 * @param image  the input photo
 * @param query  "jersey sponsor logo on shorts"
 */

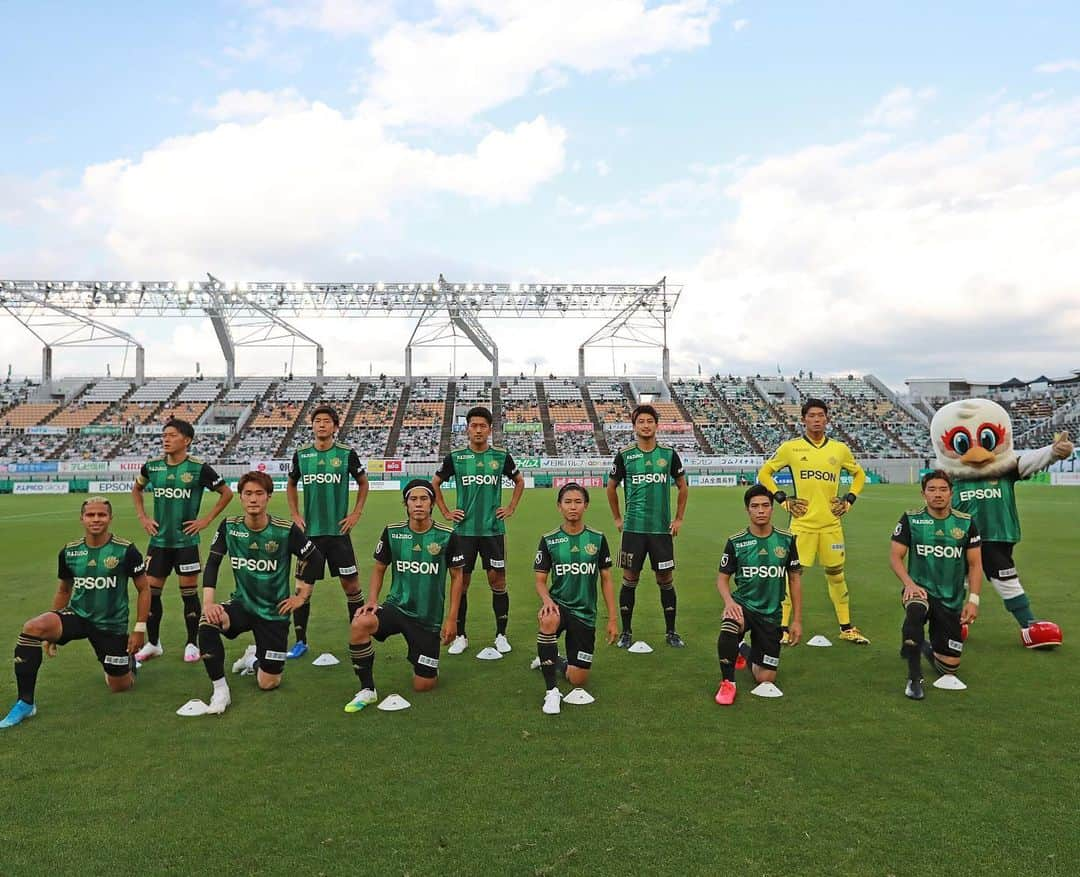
xmin=73 ymin=575 xmax=119 ymax=590
xmin=302 ymin=472 xmax=343 ymax=484
xmin=798 ymin=470 xmax=837 ymax=482
xmin=103 ymin=654 xmax=131 ymax=666
xmin=947 ymin=639 xmax=963 ymax=652
xmin=459 ymin=473 xmax=502 ymax=487
xmin=553 ymin=562 xmax=598 ymax=576
xmin=915 ymin=544 xmax=962 ymax=559
xmin=576 ymin=650 xmax=593 ymax=663
xmin=761 ymin=653 xmax=780 ymax=667
xmin=264 ymin=650 xmax=288 ymax=662
xmin=657 ymin=559 xmax=675 ymax=571
xmin=958 ymin=487 xmax=1002 ymax=501
xmin=231 ymin=557 xmax=280 ymax=572
xmin=999 ymin=566 xmax=1017 ymax=577
xmin=178 ymin=562 xmax=200 ymax=573
xmin=152 ymin=487 xmax=192 ymax=499
xmin=489 ymin=559 xmax=505 ymax=569
xmin=394 ymin=560 xmax=441 ymax=575
xmin=629 ymin=472 xmax=668 ymax=485
xmin=830 ymin=543 xmax=844 ymax=551
xmin=417 ymin=654 xmax=439 ymax=669
xmin=338 ymin=565 xmax=358 ymax=575
xmin=740 ymin=565 xmax=786 ymax=578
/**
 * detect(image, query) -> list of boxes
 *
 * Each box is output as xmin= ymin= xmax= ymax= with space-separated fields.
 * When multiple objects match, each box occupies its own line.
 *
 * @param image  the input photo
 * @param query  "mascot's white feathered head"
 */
xmin=931 ymin=398 xmax=1018 ymax=479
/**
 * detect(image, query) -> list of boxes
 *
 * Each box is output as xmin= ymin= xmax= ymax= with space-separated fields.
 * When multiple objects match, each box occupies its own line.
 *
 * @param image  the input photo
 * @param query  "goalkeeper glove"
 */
xmin=783 ymin=497 xmax=809 ymax=518
xmin=830 ymin=493 xmax=857 ymax=518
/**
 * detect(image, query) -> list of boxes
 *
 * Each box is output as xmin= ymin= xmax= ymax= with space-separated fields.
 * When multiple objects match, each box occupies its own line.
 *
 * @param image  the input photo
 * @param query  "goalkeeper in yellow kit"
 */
xmin=756 ymin=398 xmax=870 ymax=645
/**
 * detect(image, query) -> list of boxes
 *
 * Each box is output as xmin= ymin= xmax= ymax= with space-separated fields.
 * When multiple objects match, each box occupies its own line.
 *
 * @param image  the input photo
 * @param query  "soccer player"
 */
xmin=344 ymin=480 xmax=465 ymax=712
xmin=1 ymin=497 xmax=150 ymax=728
xmin=433 ymin=406 xmax=524 ymax=655
xmin=714 ymin=485 xmax=802 ymax=706
xmin=889 ymin=470 xmax=982 ymax=700
xmin=605 ymin=404 xmax=689 ymax=648
xmin=132 ymin=418 xmax=232 ymax=664
xmin=756 ymin=398 xmax=869 ymax=645
xmin=534 ymin=482 xmax=617 ymax=715
xmin=285 ymin=404 xmax=369 ymax=658
xmin=191 ymin=472 xmax=321 ymax=715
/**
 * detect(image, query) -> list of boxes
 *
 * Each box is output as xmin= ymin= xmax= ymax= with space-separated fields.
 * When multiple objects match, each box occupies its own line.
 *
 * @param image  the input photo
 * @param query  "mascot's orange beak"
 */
xmin=959 ymin=447 xmax=996 ymax=466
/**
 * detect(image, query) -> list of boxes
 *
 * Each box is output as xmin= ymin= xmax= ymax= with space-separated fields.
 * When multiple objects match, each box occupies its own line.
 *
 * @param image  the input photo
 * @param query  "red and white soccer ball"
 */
xmin=1021 ymin=621 xmax=1063 ymax=649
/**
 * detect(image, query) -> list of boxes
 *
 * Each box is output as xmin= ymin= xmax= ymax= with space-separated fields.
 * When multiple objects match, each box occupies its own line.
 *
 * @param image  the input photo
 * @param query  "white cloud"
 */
xmin=673 ymin=94 xmax=1080 ymax=382
xmin=199 ymin=88 xmax=311 ymax=121
xmin=863 ymin=86 xmax=936 ymax=129
xmin=732 ymin=18 xmax=748 ymax=31
xmin=359 ymin=0 xmax=721 ymax=127
xmin=1035 ymin=59 xmax=1080 ymax=74
xmin=253 ymin=0 xmax=397 ymax=35
xmin=595 ymin=159 xmax=611 ymax=177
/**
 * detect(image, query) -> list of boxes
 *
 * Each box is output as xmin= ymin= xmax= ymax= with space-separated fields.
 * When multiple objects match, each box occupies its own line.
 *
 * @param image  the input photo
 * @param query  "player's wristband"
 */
xmin=844 ymin=493 xmax=857 ymax=506
xmin=134 ymin=621 xmax=148 ymax=633
xmin=772 ymin=490 xmax=787 ymax=505
xmin=966 ymin=593 xmax=980 ymax=606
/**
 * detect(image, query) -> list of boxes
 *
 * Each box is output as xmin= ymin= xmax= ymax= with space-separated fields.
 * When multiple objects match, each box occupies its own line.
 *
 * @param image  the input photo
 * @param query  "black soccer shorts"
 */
xmin=145 ymin=545 xmax=201 ymax=579
xmin=457 ymin=534 xmax=506 ymax=574
xmin=373 ymin=603 xmax=441 ymax=679
xmin=53 ymin=610 xmax=132 ymax=677
xmin=219 ymin=601 xmax=290 ymax=675
xmin=927 ymin=596 xmax=964 ymax=659
xmin=742 ymin=609 xmax=782 ymax=671
xmin=554 ymin=604 xmax=596 ymax=670
xmin=306 ymin=534 xmax=359 ymax=580
xmin=618 ymin=531 xmax=675 ymax=574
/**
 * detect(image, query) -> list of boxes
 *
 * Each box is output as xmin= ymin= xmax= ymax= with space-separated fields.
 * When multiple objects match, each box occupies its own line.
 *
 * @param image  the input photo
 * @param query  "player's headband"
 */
xmin=402 ymin=479 xmax=435 ymax=501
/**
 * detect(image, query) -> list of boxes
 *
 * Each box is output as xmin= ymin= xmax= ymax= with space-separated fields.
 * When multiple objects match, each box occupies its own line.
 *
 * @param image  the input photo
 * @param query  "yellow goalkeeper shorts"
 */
xmin=795 ymin=526 xmax=846 ymax=569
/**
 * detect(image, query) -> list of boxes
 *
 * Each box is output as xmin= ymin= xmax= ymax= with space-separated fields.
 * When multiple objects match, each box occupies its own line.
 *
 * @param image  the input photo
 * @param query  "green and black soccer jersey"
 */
xmin=718 ymin=527 xmax=801 ymax=624
xmin=435 ymin=446 xmax=520 ymax=537
xmin=892 ymin=508 xmax=981 ymax=611
xmin=136 ymin=455 xmax=225 ymax=548
xmin=534 ymin=526 xmax=612 ymax=627
xmin=609 ymin=444 xmax=685 ymax=534
xmin=289 ymin=442 xmax=365 ymax=537
xmin=950 ymin=473 xmax=1020 ymax=544
xmin=204 ymin=516 xmax=320 ymax=621
xmin=57 ymin=537 xmax=146 ymax=635
xmin=373 ymin=522 xmax=465 ymax=632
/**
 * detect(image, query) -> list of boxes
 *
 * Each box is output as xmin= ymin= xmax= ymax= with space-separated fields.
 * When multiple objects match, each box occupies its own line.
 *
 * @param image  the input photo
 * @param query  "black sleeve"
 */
xmin=136 ymin=463 xmax=150 ymax=487
xmin=434 ymin=454 xmax=455 ymax=482
xmin=609 ymin=452 xmax=626 ymax=484
xmin=348 ymin=449 xmax=365 ymax=481
xmin=125 ymin=544 xmax=147 ymax=577
xmin=289 ymin=524 xmax=321 ymax=585
xmin=534 ymin=537 xmax=552 ymax=573
xmin=200 ymin=463 xmax=225 ymax=491
xmin=373 ymin=527 xmax=392 ymax=565
xmin=446 ymin=533 xmax=466 ymax=569
xmin=57 ymin=550 xmax=74 ymax=582
xmin=787 ymin=535 xmax=801 ymax=572
xmin=718 ymin=539 xmax=737 ymax=574
xmin=891 ymin=514 xmax=912 ymax=547
xmin=598 ymin=534 xmax=613 ymax=570
xmin=965 ymin=520 xmax=981 ymax=550
xmin=288 ymin=451 xmax=301 ymax=483
xmin=202 ymin=520 xmax=229 ymax=589
xmin=503 ymin=452 xmax=520 ymax=479
xmin=670 ymin=449 xmax=686 ymax=480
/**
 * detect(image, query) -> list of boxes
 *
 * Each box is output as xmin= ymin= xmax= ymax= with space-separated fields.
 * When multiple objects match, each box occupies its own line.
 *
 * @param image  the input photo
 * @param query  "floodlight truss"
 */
xmin=578 ymin=277 xmax=674 ymax=381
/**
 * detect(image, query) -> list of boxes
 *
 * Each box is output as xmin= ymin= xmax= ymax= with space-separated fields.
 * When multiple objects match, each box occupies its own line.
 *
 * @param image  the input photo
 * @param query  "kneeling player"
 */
xmin=714 ymin=485 xmax=802 ymax=706
xmin=535 ymin=482 xmax=617 ymax=715
xmin=192 ymin=472 xmax=321 ymax=715
xmin=889 ymin=470 xmax=982 ymax=700
xmin=2 ymin=497 xmax=150 ymax=728
xmin=345 ymin=480 xmax=465 ymax=712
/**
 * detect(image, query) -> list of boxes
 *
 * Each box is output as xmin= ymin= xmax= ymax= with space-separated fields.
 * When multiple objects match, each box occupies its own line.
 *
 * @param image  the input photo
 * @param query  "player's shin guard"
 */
xmin=346 ymin=592 xmax=364 ymax=624
xmin=147 ymin=587 xmax=164 ymax=645
xmin=717 ymin=619 xmax=741 ymax=683
xmin=825 ymin=567 xmax=851 ymax=627
xmin=619 ymin=579 xmax=637 ymax=633
xmin=350 ymin=642 xmax=375 ymax=690
xmin=492 ymin=588 xmax=509 ymax=636
xmin=14 ymin=634 xmax=44 ymax=704
xmin=198 ymin=621 xmax=226 ymax=681
xmin=457 ymin=592 xmax=468 ymax=637
xmin=901 ymin=599 xmax=929 ymax=681
xmin=180 ymin=587 xmax=200 ymax=645
xmin=292 ymin=600 xmax=311 ymax=644
xmin=659 ymin=582 xmax=677 ymax=634
xmin=537 ymin=633 xmax=559 ymax=690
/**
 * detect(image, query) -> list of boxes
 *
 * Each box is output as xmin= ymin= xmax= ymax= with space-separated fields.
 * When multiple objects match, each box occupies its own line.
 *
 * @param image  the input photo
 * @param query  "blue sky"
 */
xmin=2 ymin=1 xmax=1078 ymax=385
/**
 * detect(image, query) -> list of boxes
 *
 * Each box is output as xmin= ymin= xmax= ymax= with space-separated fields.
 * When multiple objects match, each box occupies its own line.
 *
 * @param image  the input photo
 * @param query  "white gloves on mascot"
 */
xmin=930 ymin=398 xmax=1071 ymax=648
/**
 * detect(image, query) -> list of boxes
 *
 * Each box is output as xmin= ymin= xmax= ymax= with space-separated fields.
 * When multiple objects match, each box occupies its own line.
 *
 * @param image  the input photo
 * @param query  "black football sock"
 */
xmin=180 ymin=587 xmax=201 ymax=645
xmin=537 ymin=633 xmax=559 ymax=690
xmin=198 ymin=623 xmax=226 ymax=681
xmin=717 ymin=619 xmax=740 ymax=683
xmin=147 ymin=587 xmax=164 ymax=646
xmin=619 ymin=580 xmax=637 ymax=633
xmin=293 ymin=601 xmax=311 ymax=644
xmin=901 ymin=600 xmax=929 ymax=680
xmin=457 ymin=591 xmax=468 ymax=638
xmin=492 ymin=589 xmax=509 ymax=636
xmin=350 ymin=641 xmax=376 ymax=690
xmin=346 ymin=592 xmax=364 ymax=624
xmin=14 ymin=634 xmax=44 ymax=704
xmin=659 ymin=583 xmax=677 ymax=634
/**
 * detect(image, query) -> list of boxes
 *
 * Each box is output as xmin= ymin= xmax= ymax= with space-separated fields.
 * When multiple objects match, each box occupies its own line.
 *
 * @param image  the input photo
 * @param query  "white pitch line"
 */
xmin=0 ymin=509 xmax=75 ymax=522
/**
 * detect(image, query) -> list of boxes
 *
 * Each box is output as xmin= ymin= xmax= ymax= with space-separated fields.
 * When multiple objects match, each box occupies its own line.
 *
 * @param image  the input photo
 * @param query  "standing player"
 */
xmin=433 ymin=406 xmax=524 ymax=655
xmin=344 ymin=480 xmax=465 ymax=712
xmin=132 ymin=418 xmax=233 ymax=664
xmin=605 ymin=404 xmax=689 ymax=648
xmin=756 ymin=398 xmax=869 ymax=645
xmin=889 ymin=470 xmax=982 ymax=700
xmin=534 ymin=482 xmax=617 ymax=715
xmin=714 ymin=485 xmax=802 ymax=706
xmin=2 ymin=497 xmax=150 ymax=728
xmin=189 ymin=472 xmax=321 ymax=715
xmin=285 ymin=405 xmax=369 ymax=658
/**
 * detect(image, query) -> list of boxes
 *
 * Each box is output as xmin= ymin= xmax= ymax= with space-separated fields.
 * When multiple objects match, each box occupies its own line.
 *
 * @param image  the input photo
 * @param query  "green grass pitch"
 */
xmin=1 ymin=485 xmax=1078 ymax=876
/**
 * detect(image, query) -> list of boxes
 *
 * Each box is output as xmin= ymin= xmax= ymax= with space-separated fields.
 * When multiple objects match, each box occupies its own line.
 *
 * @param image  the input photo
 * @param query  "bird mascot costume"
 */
xmin=930 ymin=398 xmax=1071 ymax=648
